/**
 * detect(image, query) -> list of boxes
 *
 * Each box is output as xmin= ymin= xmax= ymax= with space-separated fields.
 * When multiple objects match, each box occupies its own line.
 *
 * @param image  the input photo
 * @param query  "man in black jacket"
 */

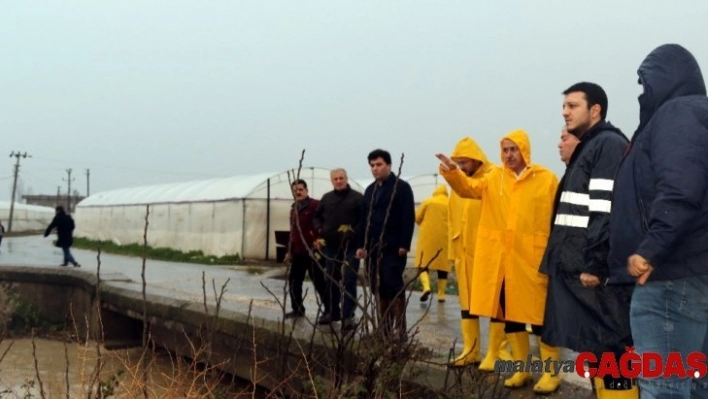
xmin=44 ymin=206 xmax=81 ymax=268
xmin=313 ymin=168 xmax=364 ymax=330
xmin=609 ymin=44 xmax=708 ymax=398
xmin=356 ymin=149 xmax=415 ymax=344
xmin=539 ymin=82 xmax=635 ymax=397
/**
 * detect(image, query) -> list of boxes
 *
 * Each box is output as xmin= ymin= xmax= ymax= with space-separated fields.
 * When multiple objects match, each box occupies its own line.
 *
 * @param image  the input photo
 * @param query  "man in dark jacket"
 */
xmin=284 ymin=179 xmax=327 ymax=319
xmin=313 ymin=168 xmax=364 ymax=330
xmin=44 ymin=206 xmax=81 ymax=267
xmin=540 ymin=82 xmax=636 ymax=398
xmin=609 ymin=44 xmax=708 ymax=398
xmin=356 ymin=149 xmax=415 ymax=344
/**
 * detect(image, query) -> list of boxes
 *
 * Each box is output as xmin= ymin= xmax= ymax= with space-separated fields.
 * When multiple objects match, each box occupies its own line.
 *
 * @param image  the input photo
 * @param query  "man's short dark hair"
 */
xmin=367 ymin=149 xmax=392 ymax=165
xmin=291 ymin=179 xmax=308 ymax=189
xmin=563 ymin=82 xmax=608 ymax=120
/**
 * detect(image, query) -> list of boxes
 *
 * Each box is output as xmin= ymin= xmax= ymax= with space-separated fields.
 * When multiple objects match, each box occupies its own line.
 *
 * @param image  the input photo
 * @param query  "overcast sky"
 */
xmin=2 ymin=1 xmax=707 ymax=201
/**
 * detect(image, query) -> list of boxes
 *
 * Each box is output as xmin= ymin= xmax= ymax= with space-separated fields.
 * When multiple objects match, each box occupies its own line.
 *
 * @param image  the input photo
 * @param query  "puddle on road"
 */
xmin=0 ymin=338 xmax=261 ymax=398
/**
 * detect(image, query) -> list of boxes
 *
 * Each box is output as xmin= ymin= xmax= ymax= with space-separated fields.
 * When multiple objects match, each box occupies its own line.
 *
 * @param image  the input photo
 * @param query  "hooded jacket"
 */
xmin=446 ymin=138 xmax=495 ymax=266
xmin=441 ymin=130 xmax=559 ymax=325
xmin=414 ymin=185 xmax=450 ymax=272
xmin=608 ymin=44 xmax=708 ymax=283
xmin=44 ymin=209 xmax=76 ymax=248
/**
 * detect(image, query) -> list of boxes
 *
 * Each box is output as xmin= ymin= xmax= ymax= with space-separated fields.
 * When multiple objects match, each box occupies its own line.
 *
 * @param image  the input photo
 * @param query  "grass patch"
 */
xmin=73 ymin=237 xmax=243 ymax=266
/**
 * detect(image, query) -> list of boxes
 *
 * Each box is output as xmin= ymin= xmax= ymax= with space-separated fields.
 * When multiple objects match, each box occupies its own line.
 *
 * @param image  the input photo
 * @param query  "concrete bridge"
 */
xmin=0 ymin=235 xmax=591 ymax=397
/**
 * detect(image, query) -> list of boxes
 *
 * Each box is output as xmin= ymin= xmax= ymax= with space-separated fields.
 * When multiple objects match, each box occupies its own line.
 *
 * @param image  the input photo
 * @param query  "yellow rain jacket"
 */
xmin=445 ymin=137 xmax=495 ymax=311
xmin=447 ymin=190 xmax=465 ymax=263
xmin=415 ymin=185 xmax=450 ymax=271
xmin=441 ymin=130 xmax=559 ymax=325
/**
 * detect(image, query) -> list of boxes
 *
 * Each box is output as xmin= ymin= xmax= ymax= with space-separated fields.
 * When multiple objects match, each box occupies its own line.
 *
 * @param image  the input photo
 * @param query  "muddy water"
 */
xmin=0 ymin=338 xmax=261 ymax=398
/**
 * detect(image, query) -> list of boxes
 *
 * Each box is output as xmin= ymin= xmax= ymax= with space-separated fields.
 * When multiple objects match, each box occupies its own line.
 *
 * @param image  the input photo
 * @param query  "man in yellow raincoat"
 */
xmin=437 ymin=130 xmax=560 ymax=394
xmin=441 ymin=137 xmax=511 ymax=369
xmin=414 ymin=184 xmax=450 ymax=303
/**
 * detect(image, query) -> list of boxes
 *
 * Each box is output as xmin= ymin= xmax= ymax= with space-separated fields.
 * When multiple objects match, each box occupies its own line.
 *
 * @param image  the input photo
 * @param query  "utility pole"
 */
xmin=8 ymin=151 xmax=30 ymax=232
xmin=86 ymin=168 xmax=90 ymax=197
xmin=63 ymin=168 xmax=75 ymax=213
xmin=56 ymin=186 xmax=61 ymax=205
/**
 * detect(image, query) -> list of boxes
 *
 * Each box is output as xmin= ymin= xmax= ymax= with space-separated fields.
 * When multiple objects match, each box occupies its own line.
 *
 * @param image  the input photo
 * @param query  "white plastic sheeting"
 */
xmin=0 ymin=201 xmax=55 ymax=232
xmin=75 ymin=168 xmax=366 ymax=260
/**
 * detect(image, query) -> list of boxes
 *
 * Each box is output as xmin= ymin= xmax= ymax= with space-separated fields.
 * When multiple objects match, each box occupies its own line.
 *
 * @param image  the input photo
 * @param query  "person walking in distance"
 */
xmin=44 ymin=206 xmax=81 ymax=267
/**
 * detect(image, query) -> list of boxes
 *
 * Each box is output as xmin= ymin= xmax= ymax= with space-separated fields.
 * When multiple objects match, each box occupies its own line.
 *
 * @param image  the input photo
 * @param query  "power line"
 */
xmin=8 ymin=151 xmax=31 ymax=232
xmin=63 ymin=168 xmax=75 ymax=212
xmin=31 ymin=156 xmax=224 ymax=179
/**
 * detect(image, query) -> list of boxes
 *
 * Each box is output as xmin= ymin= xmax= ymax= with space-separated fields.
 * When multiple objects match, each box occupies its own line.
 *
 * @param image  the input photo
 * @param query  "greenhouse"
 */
xmin=0 ymin=201 xmax=56 ymax=232
xmin=75 ymin=167 xmax=365 ymax=261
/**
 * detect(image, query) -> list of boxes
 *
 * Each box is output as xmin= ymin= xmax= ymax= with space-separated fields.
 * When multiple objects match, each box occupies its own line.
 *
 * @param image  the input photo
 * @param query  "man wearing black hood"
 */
xmin=609 ymin=44 xmax=708 ymax=398
xmin=539 ymin=82 xmax=634 ymax=397
xmin=44 ymin=206 xmax=81 ymax=268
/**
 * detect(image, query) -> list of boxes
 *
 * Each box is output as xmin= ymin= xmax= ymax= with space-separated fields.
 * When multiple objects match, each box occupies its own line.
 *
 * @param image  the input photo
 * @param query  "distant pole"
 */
xmin=8 ymin=151 xmax=30 ymax=232
xmin=86 ymin=168 xmax=90 ymax=197
xmin=56 ymin=186 xmax=61 ymax=205
xmin=265 ymin=178 xmax=271 ymax=260
xmin=63 ymin=168 xmax=75 ymax=212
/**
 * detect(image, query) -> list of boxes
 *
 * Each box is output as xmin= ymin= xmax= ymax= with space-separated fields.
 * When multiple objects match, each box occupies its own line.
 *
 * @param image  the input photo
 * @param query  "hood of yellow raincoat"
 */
xmin=432 ymin=184 xmax=448 ymax=197
xmin=451 ymin=137 xmax=489 ymax=165
xmin=500 ymin=129 xmax=531 ymax=166
xmin=450 ymin=137 xmax=493 ymax=178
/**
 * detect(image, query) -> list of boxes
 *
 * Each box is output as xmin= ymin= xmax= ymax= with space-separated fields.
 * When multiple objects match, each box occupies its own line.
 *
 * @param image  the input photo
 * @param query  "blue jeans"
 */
xmin=62 ymin=246 xmax=77 ymax=265
xmin=323 ymin=247 xmax=360 ymax=320
xmin=630 ymin=275 xmax=708 ymax=398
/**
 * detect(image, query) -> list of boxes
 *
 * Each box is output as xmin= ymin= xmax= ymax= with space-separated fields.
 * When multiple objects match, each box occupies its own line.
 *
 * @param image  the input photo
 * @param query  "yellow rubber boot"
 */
xmin=498 ymin=337 xmax=513 ymax=361
xmin=503 ymin=331 xmax=533 ymax=388
xmin=533 ymin=340 xmax=561 ymax=394
xmin=437 ymin=278 xmax=447 ymax=302
xmin=593 ymin=377 xmax=605 ymax=399
xmin=479 ymin=321 xmax=506 ymax=371
xmin=419 ymin=271 xmax=431 ymax=302
xmin=450 ymin=317 xmax=481 ymax=367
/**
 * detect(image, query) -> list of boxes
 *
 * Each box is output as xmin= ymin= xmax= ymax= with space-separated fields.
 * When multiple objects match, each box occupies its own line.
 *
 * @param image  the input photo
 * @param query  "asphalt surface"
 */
xmin=0 ymin=234 xmax=592 ymax=397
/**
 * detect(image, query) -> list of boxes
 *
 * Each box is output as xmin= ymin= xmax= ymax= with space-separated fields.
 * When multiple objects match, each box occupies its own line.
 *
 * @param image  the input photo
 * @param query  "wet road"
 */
xmin=0 ymin=235 xmax=591 ymax=397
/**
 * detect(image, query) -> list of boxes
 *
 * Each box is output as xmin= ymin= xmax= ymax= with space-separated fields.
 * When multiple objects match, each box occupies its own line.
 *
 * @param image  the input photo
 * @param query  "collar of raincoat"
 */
xmin=500 ymin=129 xmax=532 ymax=177
xmin=451 ymin=137 xmax=492 ymax=178
xmin=432 ymin=184 xmax=448 ymax=197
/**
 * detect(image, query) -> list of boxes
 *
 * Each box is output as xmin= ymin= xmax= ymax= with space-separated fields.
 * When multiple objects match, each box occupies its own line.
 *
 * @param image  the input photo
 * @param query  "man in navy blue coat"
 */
xmin=356 ymin=149 xmax=415 ymax=344
xmin=608 ymin=44 xmax=708 ymax=398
